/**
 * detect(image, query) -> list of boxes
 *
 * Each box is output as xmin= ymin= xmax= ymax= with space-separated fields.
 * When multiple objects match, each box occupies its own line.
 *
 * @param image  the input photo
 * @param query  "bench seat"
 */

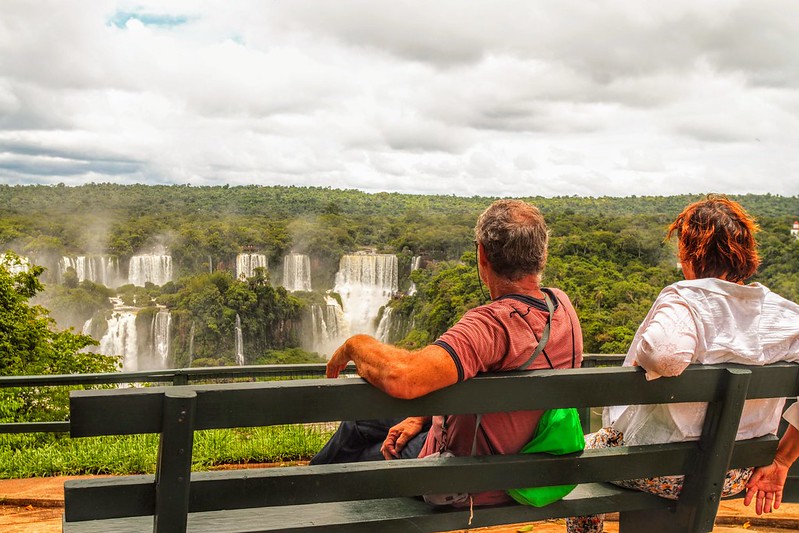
xmin=63 ymin=482 xmax=673 ymax=533
xmin=62 ymin=363 xmax=799 ymax=533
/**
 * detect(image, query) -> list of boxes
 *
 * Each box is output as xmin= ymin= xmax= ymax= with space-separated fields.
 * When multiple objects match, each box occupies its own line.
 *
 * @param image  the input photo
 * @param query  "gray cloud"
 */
xmin=0 ymin=0 xmax=797 ymax=197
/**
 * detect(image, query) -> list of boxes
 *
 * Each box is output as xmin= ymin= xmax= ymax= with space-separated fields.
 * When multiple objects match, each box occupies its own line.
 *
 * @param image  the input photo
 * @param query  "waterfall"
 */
xmin=283 ymin=253 xmax=312 ymax=292
xmin=408 ymin=255 xmax=423 ymax=296
xmin=306 ymin=295 xmax=350 ymax=357
xmin=60 ymin=256 xmax=122 ymax=287
xmin=236 ymin=253 xmax=268 ymax=280
xmin=234 ymin=314 xmax=244 ymax=365
xmin=188 ymin=321 xmax=196 ymax=367
xmin=99 ymin=309 xmax=138 ymax=372
xmin=324 ymin=296 xmax=348 ymax=340
xmin=129 ymin=255 xmax=172 ymax=286
xmin=334 ymin=254 xmax=398 ymax=336
xmin=1 ymin=254 xmax=29 ymax=274
xmin=375 ymin=307 xmax=393 ymax=343
xmin=152 ymin=309 xmax=171 ymax=368
xmin=94 ymin=298 xmax=172 ymax=371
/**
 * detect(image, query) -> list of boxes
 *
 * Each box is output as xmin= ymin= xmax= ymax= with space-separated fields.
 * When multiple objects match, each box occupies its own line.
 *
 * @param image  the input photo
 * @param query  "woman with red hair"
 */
xmin=568 ymin=195 xmax=799 ymax=533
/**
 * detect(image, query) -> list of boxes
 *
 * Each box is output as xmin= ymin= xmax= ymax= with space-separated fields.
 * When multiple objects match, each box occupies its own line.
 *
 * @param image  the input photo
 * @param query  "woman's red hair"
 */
xmin=667 ymin=195 xmax=760 ymax=283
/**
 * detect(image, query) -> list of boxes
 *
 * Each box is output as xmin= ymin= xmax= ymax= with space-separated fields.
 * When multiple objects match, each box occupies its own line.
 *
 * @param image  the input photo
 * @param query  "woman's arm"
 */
xmin=634 ymin=299 xmax=697 ymax=380
xmin=745 ymin=422 xmax=799 ymax=515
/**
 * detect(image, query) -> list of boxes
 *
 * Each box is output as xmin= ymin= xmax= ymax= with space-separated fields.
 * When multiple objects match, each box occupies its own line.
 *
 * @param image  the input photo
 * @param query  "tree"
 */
xmin=0 ymin=254 xmax=118 ymax=424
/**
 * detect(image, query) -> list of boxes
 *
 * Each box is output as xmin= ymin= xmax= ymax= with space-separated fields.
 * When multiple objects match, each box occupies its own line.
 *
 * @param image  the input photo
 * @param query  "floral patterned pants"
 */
xmin=565 ymin=427 xmax=753 ymax=533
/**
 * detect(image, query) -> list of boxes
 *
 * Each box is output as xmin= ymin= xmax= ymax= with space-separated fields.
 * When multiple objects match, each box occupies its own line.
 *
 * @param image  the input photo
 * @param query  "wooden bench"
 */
xmin=62 ymin=362 xmax=799 ymax=533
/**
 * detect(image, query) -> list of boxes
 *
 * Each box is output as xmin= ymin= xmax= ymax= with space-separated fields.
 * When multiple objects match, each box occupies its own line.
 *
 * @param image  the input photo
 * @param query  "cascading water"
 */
xmin=408 ymin=255 xmax=423 ymax=296
xmin=236 ymin=253 xmax=268 ymax=280
xmin=234 ymin=314 xmax=244 ymax=365
xmin=129 ymin=255 xmax=172 ymax=286
xmin=188 ymin=322 xmax=196 ymax=366
xmin=324 ymin=296 xmax=348 ymax=340
xmin=282 ymin=253 xmax=312 ymax=292
xmin=91 ymin=298 xmax=172 ymax=371
xmin=375 ymin=306 xmax=393 ymax=343
xmin=60 ymin=256 xmax=122 ymax=287
xmin=99 ymin=307 xmax=138 ymax=372
xmin=334 ymin=254 xmax=398 ymax=336
xmin=306 ymin=295 xmax=350 ymax=356
xmin=152 ymin=309 xmax=171 ymax=368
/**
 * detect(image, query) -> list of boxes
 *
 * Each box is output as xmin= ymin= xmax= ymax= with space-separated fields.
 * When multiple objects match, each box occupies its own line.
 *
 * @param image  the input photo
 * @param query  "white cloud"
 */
xmin=0 ymin=0 xmax=797 ymax=197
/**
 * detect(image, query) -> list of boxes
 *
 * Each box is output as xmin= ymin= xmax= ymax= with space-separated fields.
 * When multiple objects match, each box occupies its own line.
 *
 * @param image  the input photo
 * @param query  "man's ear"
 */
xmin=476 ymin=243 xmax=491 ymax=269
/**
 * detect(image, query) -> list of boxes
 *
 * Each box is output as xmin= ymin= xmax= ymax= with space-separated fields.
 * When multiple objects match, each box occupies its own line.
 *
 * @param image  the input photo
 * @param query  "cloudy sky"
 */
xmin=1 ymin=1 xmax=798 ymax=197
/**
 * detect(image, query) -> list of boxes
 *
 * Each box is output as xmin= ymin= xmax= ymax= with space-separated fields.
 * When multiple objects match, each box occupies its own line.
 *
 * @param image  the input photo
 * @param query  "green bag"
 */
xmin=507 ymin=407 xmax=585 ymax=507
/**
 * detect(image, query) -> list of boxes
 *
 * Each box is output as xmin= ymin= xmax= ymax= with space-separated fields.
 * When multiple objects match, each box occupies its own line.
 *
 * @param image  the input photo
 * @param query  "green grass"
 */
xmin=0 ymin=425 xmax=334 ymax=478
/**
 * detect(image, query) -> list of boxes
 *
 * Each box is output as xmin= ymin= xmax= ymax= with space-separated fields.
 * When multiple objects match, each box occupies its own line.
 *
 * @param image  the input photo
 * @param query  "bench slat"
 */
xmin=70 ymin=364 xmax=799 ymax=437
xmin=63 ymin=436 xmax=776 ymax=522
xmin=63 ymin=483 xmax=672 ymax=533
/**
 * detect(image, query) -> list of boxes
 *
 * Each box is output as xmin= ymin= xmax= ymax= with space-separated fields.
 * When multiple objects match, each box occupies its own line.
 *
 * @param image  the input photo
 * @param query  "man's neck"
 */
xmin=488 ymin=275 xmax=544 ymax=300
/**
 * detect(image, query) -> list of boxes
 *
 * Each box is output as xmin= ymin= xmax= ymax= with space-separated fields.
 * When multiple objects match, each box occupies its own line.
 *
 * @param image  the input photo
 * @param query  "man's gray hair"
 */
xmin=475 ymin=199 xmax=549 ymax=281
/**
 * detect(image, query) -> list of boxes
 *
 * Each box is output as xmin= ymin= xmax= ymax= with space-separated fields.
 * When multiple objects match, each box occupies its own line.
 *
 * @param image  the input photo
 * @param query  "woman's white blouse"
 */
xmin=604 ymin=278 xmax=799 ymax=445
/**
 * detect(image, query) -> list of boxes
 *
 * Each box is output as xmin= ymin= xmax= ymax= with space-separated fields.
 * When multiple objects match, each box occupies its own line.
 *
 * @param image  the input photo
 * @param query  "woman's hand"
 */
xmin=744 ymin=459 xmax=790 ymax=514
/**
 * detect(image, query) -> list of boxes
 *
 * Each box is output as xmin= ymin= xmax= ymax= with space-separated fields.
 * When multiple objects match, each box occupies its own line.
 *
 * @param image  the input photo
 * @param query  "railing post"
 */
xmin=153 ymin=389 xmax=196 ymax=533
xmin=678 ymin=368 xmax=751 ymax=532
xmin=621 ymin=367 xmax=752 ymax=532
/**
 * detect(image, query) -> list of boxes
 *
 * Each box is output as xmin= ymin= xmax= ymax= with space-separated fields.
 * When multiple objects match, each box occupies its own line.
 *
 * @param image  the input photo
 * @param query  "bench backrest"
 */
xmin=66 ymin=363 xmax=799 ymax=532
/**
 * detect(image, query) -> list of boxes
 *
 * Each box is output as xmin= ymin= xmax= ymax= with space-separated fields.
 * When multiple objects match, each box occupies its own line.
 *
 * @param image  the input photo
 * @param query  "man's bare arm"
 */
xmin=327 ymin=334 xmax=458 ymax=399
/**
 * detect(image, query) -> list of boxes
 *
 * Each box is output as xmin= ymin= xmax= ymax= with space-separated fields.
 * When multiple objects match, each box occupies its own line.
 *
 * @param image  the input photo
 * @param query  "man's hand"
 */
xmin=381 ymin=417 xmax=426 ymax=459
xmin=744 ymin=459 xmax=790 ymax=515
xmin=326 ymin=340 xmax=352 ymax=378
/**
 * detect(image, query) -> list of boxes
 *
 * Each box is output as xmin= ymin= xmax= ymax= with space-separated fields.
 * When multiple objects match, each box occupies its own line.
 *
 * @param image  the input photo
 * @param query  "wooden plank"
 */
xmin=64 ymin=475 xmax=155 ymax=522
xmin=69 ymin=364 xmax=776 ymax=436
xmin=744 ymin=362 xmax=799 ymax=398
xmin=64 ymin=445 xmax=692 ymax=520
xmin=154 ymin=390 xmax=197 ymax=533
xmin=70 ymin=387 xmax=166 ymax=436
xmin=64 ymin=436 xmax=778 ymax=522
xmin=63 ymin=437 xmax=775 ymax=521
xmin=0 ymin=421 xmax=70 ymax=434
xmin=64 ymin=484 xmax=671 ymax=533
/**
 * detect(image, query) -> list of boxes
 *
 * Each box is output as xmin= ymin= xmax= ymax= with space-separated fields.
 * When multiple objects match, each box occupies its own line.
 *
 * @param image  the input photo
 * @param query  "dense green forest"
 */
xmin=1 ymin=184 xmax=798 ymax=364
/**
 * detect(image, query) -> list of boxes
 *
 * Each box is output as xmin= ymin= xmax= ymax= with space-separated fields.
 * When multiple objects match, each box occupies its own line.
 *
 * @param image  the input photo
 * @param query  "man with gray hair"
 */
xmin=313 ymin=199 xmax=583 ymax=506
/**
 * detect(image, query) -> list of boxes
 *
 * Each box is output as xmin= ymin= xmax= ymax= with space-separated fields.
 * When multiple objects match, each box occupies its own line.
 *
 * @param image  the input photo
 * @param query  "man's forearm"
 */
xmin=328 ymin=334 xmax=458 ymax=399
xmin=344 ymin=335 xmax=409 ymax=390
